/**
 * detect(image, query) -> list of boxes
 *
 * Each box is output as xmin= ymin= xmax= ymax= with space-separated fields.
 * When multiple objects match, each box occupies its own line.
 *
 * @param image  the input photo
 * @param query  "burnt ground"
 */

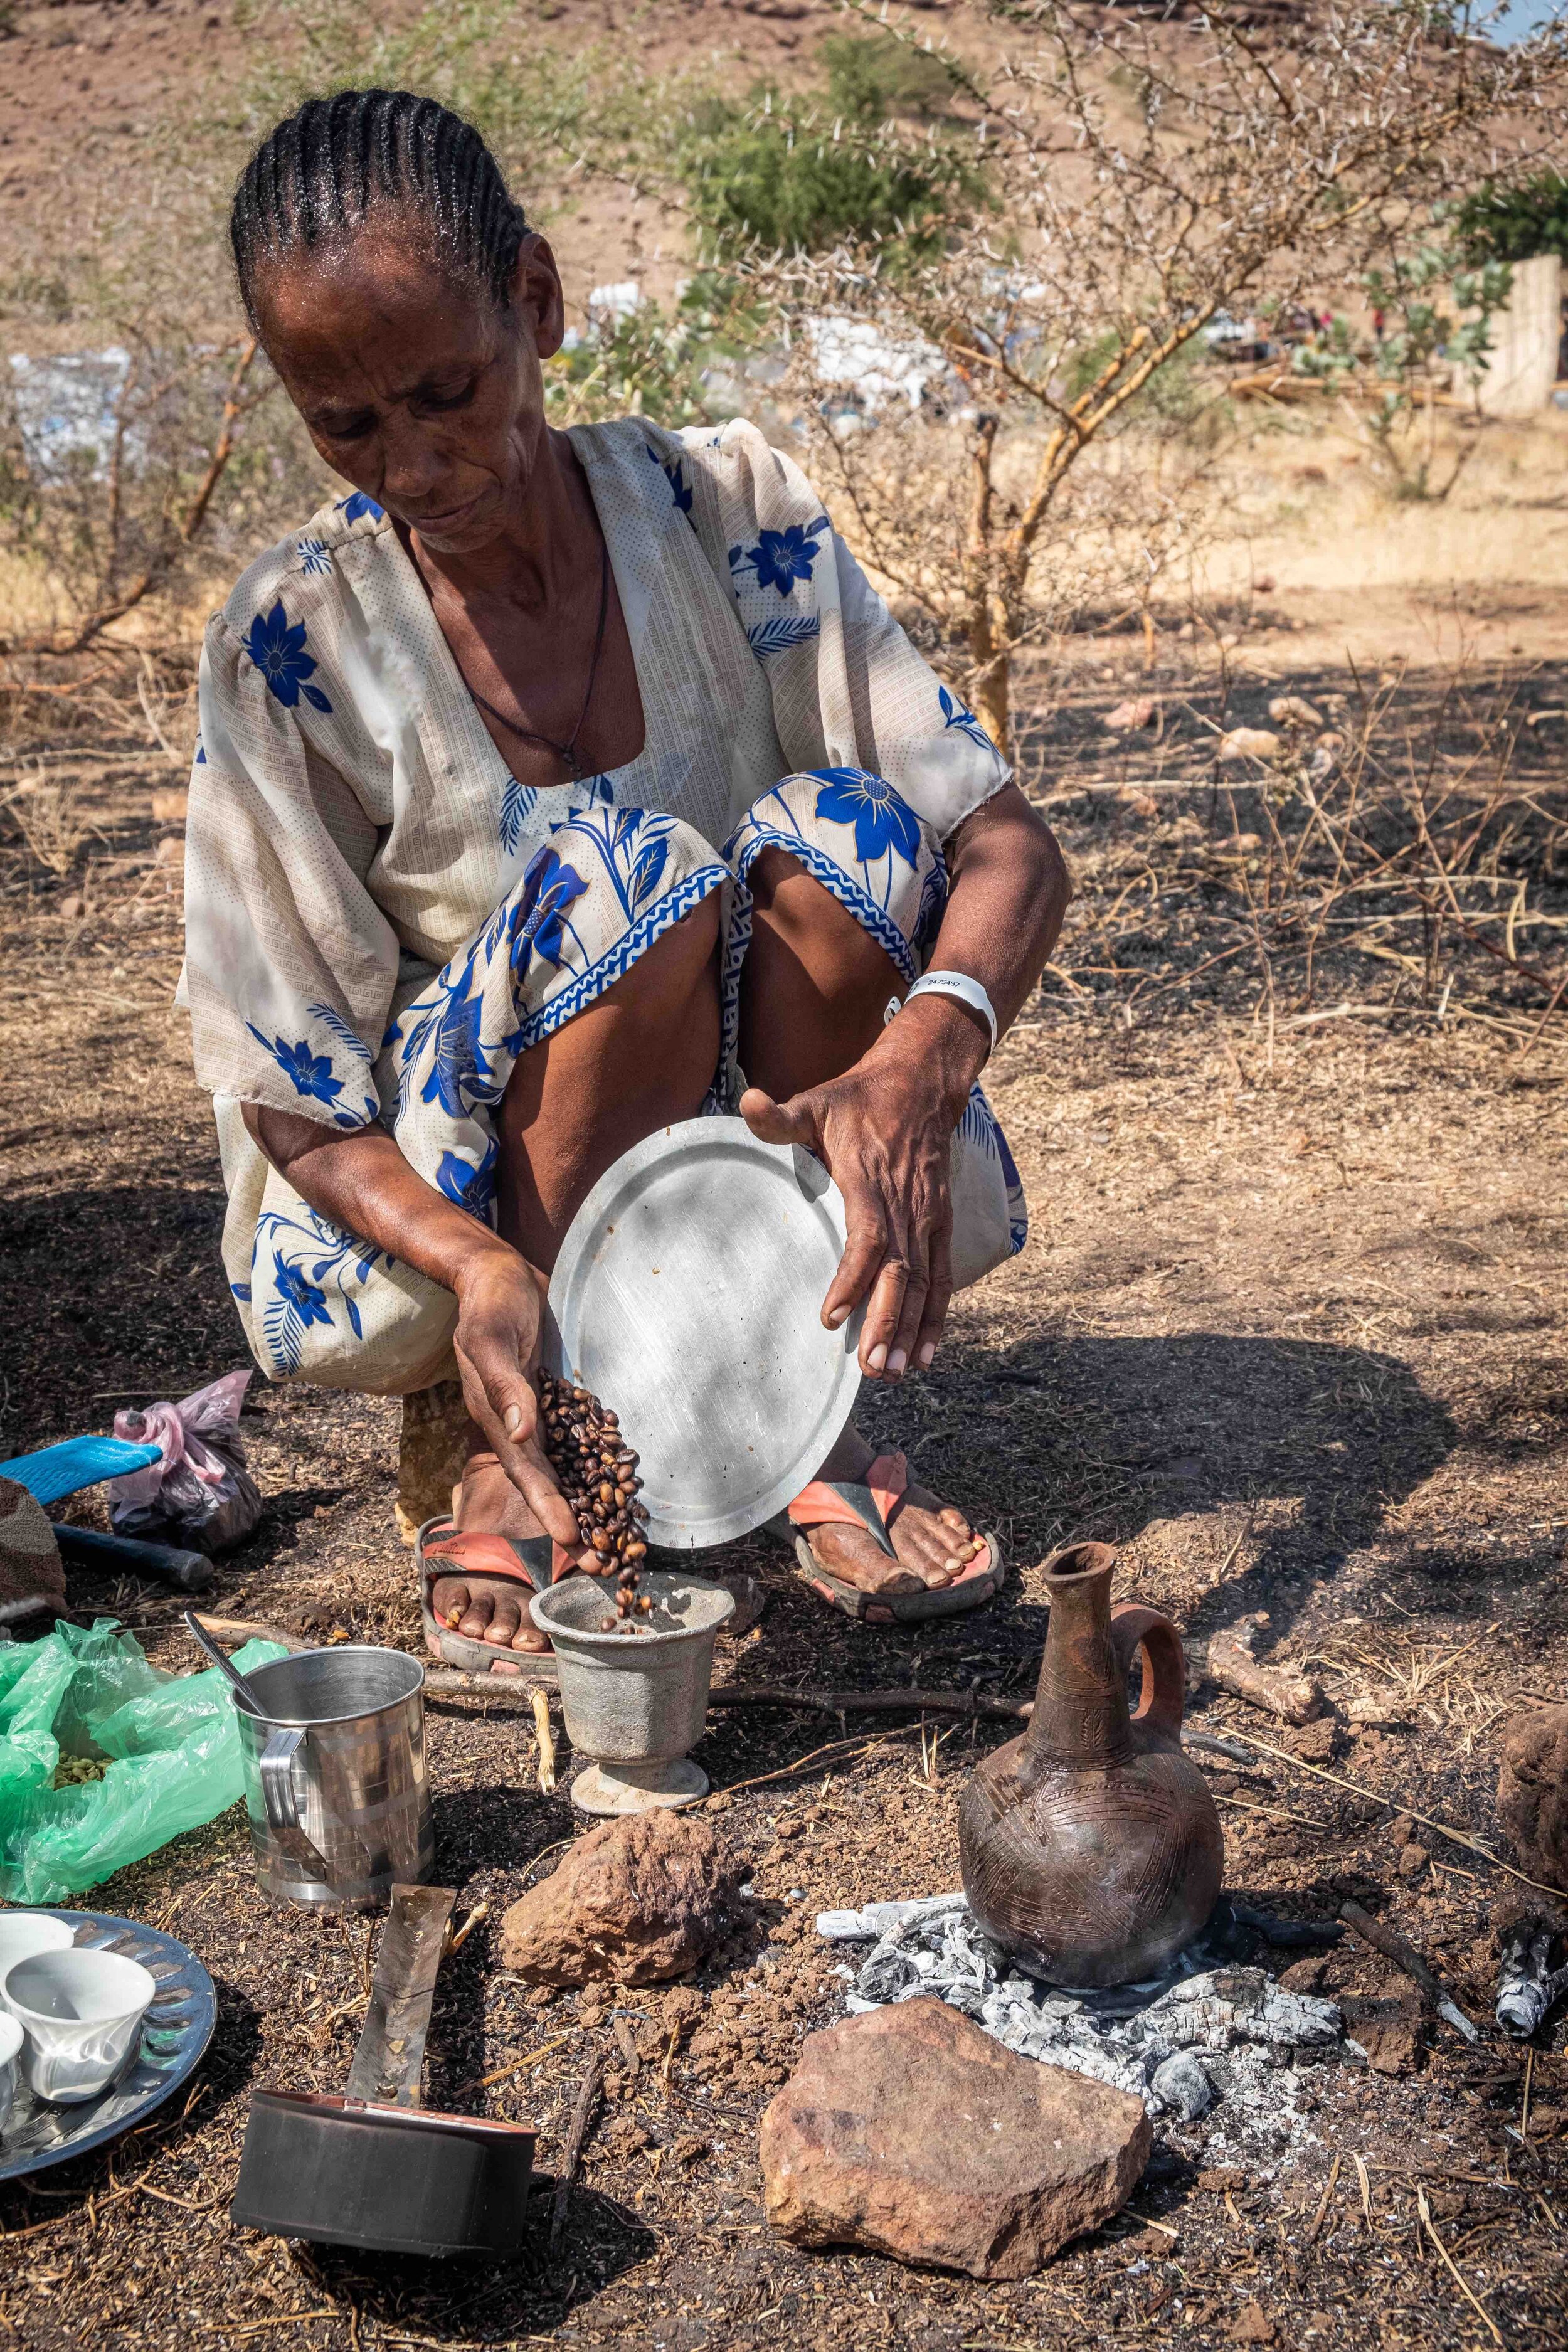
xmin=0 ymin=643 xmax=1566 ymax=2349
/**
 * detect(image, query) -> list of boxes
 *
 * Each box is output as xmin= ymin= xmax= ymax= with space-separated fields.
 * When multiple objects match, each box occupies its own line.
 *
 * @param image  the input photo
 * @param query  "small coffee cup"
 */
xmin=0 ymin=2012 xmax=21 ymax=2131
xmin=0 ymin=1912 xmax=75 ymax=2016
xmin=4 ymin=1948 xmax=156 ymax=2105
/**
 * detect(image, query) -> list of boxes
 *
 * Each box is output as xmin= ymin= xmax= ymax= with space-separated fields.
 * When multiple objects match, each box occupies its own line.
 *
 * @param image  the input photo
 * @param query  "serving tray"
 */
xmin=0 ymin=1909 xmax=216 ymax=2181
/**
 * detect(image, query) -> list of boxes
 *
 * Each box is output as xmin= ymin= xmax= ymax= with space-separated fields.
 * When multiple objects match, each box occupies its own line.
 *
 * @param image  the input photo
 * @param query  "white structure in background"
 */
xmin=586 ymin=281 xmax=642 ymax=333
xmin=1477 ymin=252 xmax=1563 ymax=416
xmin=803 ymin=314 xmax=950 ymax=425
xmin=8 ymin=347 xmax=132 ymax=480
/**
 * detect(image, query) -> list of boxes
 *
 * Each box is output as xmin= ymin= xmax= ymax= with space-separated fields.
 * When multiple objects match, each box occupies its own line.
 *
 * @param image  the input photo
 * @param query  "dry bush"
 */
xmin=1037 ymin=656 xmax=1568 ymax=1057
xmin=744 ymin=0 xmax=1568 ymax=751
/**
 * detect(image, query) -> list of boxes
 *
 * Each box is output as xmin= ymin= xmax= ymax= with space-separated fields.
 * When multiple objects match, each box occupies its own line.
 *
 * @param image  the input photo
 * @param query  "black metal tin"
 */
xmin=231 ymin=2090 xmax=536 ymax=2257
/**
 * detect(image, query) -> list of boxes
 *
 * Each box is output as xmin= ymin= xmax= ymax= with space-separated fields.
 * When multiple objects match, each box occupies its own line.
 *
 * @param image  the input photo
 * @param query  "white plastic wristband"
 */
xmin=886 ymin=970 xmax=999 ymax=1059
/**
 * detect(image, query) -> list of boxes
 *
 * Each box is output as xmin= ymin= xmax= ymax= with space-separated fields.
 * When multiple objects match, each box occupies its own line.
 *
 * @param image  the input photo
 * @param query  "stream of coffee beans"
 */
xmin=537 ymin=1372 xmax=652 ymax=1630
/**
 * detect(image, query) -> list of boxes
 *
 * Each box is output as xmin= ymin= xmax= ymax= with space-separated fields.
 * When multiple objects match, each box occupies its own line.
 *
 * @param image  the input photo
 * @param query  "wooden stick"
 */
xmin=1217 ymin=1725 xmax=1565 ymax=1896
xmin=1305 ymin=2151 xmax=1342 ymax=2247
xmin=455 ymin=2030 xmax=574 ymax=2097
xmin=531 ymin=1687 xmax=557 ymax=1794
xmin=1339 ymin=1900 xmax=1480 ymax=2043
xmin=707 ymin=1683 xmax=1026 ymax=1721
xmin=1416 ymin=2185 xmax=1505 ymax=2349
xmin=549 ymin=2055 xmax=605 ymax=2257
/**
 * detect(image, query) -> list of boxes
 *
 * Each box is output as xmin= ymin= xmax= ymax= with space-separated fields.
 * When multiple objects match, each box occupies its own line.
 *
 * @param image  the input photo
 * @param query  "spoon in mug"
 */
xmin=183 ymin=1610 xmax=267 ymax=1715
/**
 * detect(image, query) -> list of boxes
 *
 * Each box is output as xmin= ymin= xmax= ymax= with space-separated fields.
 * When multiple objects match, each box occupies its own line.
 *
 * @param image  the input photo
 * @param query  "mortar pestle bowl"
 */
xmin=958 ymin=1540 xmax=1223 ymax=1988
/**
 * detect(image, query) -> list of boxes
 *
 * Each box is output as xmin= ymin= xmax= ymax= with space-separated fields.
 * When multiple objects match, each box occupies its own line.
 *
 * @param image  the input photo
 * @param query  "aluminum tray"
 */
xmin=0 ymin=1909 xmax=216 ymax=2181
xmin=545 ymin=1116 xmax=862 ymax=1548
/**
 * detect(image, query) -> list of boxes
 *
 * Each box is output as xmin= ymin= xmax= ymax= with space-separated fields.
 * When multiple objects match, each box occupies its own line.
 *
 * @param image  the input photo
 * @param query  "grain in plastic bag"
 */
xmin=0 ymin=1616 xmax=286 ymax=1904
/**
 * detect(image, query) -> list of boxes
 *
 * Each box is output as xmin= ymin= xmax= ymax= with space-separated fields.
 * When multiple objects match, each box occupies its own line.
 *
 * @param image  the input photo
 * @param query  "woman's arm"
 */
xmin=241 ymin=1107 xmax=580 ymax=1544
xmin=743 ymin=781 xmax=1069 ymax=1380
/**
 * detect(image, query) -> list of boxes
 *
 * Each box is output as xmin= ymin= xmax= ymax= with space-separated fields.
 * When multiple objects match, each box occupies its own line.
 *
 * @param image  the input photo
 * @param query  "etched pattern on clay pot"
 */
xmin=958 ymin=1542 xmax=1223 ymax=1987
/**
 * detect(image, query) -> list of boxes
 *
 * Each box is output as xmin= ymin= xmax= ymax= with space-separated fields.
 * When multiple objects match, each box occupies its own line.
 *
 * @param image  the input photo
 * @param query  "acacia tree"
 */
xmin=747 ymin=0 xmax=1568 ymax=751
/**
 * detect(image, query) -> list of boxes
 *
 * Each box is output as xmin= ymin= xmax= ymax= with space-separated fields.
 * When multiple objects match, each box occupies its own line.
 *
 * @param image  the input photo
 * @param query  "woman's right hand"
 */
xmin=451 ymin=1246 xmax=581 ymax=1549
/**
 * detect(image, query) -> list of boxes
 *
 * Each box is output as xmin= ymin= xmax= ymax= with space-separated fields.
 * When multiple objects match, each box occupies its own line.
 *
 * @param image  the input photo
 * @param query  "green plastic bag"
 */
xmin=0 ymin=1617 xmax=286 ymax=1904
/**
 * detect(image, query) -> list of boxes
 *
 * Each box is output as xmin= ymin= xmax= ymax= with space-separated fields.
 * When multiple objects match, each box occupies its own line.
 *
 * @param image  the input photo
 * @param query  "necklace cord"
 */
xmin=463 ymin=535 xmax=612 ymax=782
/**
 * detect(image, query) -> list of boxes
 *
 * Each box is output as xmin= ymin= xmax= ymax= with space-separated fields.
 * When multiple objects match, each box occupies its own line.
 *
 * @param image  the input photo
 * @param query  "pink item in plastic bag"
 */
xmin=109 ymin=1371 xmax=262 ymax=1554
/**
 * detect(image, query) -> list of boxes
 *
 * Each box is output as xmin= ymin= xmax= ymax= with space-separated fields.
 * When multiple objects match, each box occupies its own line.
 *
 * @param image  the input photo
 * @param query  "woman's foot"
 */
xmin=426 ymin=1449 xmax=600 ymax=1670
xmin=797 ymin=1426 xmax=985 ymax=1596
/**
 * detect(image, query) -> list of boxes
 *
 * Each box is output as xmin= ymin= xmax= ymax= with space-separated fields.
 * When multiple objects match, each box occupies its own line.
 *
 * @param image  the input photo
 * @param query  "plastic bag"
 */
xmin=0 ymin=1617 xmax=286 ymax=1904
xmin=109 ymin=1369 xmax=262 ymax=1555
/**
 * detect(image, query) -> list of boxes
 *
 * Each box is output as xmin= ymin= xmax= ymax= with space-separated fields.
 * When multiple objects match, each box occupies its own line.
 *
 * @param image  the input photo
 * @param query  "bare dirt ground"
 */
xmin=1 ymin=625 xmax=1565 ymax=2349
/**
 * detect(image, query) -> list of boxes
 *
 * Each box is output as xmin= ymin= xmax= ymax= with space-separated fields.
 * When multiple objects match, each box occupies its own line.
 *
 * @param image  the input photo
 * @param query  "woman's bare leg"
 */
xmin=432 ymin=894 xmax=722 ymax=1657
xmin=741 ymin=846 xmax=982 ymax=1597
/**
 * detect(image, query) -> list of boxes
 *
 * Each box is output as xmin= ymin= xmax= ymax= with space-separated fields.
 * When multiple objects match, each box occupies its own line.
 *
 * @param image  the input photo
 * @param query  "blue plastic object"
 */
xmin=0 ymin=1437 xmax=162 ymax=1509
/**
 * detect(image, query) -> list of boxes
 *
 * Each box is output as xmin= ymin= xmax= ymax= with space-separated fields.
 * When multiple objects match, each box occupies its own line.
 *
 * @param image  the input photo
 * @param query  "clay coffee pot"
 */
xmin=958 ymin=1541 xmax=1223 ymax=1986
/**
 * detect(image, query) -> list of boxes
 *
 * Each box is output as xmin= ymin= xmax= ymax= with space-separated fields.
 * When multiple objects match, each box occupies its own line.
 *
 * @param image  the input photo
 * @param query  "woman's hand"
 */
xmin=450 ymin=1246 xmax=581 ymax=1549
xmin=740 ymin=993 xmax=988 ymax=1381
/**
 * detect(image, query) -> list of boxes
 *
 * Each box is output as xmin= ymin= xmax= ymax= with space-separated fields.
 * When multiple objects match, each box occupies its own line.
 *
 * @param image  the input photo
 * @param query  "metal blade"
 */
xmin=344 ymin=1883 xmax=457 ymax=2109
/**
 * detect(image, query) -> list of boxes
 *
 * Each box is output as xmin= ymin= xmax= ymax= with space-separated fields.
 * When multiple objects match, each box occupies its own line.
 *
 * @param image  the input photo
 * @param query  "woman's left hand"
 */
xmin=739 ymin=994 xmax=987 ymax=1380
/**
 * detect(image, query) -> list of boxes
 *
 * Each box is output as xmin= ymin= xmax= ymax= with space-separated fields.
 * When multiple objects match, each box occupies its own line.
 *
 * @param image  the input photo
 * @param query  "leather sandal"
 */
xmin=417 ymin=1515 xmax=578 ymax=1683
xmin=781 ymin=1451 xmax=1004 ymax=1624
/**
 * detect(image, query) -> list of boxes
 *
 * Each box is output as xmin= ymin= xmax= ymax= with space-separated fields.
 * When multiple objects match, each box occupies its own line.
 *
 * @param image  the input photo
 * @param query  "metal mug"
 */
xmin=234 ymin=1647 xmax=433 ymax=1909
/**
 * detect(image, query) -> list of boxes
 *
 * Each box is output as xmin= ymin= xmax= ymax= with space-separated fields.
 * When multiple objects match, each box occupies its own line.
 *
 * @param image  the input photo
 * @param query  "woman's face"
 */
xmin=252 ymin=217 xmax=566 ymax=556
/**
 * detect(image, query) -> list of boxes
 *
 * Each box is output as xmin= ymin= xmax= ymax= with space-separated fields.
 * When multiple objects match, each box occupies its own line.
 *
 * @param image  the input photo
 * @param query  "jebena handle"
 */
xmin=1109 ymin=1601 xmax=1187 ymax=1744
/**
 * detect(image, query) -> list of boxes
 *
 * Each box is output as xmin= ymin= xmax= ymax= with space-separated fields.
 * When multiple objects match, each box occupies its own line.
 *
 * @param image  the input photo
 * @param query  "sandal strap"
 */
xmin=420 ymin=1519 xmax=556 ymax=1592
xmin=786 ymin=1453 xmax=908 ymax=1559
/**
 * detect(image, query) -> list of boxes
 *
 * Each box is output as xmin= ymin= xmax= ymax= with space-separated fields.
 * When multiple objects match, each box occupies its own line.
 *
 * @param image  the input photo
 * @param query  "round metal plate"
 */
xmin=545 ymin=1116 xmax=862 ymax=1548
xmin=0 ymin=1910 xmax=216 ymax=2181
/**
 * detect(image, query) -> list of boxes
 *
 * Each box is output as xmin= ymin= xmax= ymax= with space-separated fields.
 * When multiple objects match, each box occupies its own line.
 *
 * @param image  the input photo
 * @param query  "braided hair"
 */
xmin=231 ymin=89 xmax=528 ymax=329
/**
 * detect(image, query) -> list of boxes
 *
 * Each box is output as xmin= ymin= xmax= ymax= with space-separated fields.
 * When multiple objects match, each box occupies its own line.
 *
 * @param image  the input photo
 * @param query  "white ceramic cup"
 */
xmin=4 ymin=1948 xmax=156 ymax=2104
xmin=0 ymin=2011 xmax=21 ymax=2131
xmin=0 ymin=1912 xmax=76 ymax=2019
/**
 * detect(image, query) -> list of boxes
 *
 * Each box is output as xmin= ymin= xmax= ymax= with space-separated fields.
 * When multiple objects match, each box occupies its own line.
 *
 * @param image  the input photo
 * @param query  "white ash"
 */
xmin=818 ymin=1894 xmax=1345 ymax=2122
xmin=1496 ymin=1919 xmax=1568 ymax=2038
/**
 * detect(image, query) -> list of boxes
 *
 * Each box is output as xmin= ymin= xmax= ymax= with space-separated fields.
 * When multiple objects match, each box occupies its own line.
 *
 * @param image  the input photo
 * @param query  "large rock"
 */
xmin=759 ymin=1998 xmax=1150 ymax=2278
xmin=1498 ymin=1703 xmax=1568 ymax=1893
xmin=498 ymin=1809 xmax=743 ymax=1986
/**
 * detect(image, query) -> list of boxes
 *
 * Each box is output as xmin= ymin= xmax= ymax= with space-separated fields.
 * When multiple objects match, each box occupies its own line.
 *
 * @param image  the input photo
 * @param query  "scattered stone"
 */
xmin=1217 ymin=726 xmax=1282 ymax=763
xmin=1284 ymin=1715 xmax=1341 ymax=1765
xmin=1104 ymin=696 xmax=1158 ymax=733
xmin=1340 ymin=1994 xmax=1428 ymax=2075
xmin=58 ymin=893 xmax=83 ymax=919
xmin=1267 ymin=694 xmax=1323 ymax=730
xmin=499 ymin=1811 xmax=744 ymax=1986
xmin=1397 ymin=1843 xmax=1430 ymax=1880
xmin=1278 ymin=1956 xmax=1332 ymax=1996
xmin=1497 ymin=1702 xmax=1568 ymax=1894
xmin=154 ymin=834 xmax=184 ymax=867
xmin=760 ymin=2000 xmax=1150 ymax=2278
xmin=150 ymin=787 xmax=189 ymax=824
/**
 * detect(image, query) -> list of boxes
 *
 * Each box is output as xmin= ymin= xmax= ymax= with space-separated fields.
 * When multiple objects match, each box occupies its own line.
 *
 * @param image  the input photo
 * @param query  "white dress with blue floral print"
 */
xmin=184 ymin=418 xmax=1026 ymax=1394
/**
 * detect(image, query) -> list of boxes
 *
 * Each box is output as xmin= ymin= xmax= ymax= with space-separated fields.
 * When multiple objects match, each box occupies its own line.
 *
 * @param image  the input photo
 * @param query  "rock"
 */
xmin=154 ymin=834 xmax=184 ymax=867
xmin=58 ymin=893 xmax=83 ymax=919
xmin=498 ymin=1811 xmax=744 ymax=1986
xmin=1267 ymin=694 xmax=1323 ymax=730
xmin=150 ymin=787 xmax=189 ymax=824
xmin=1498 ymin=1702 xmax=1568 ymax=1893
xmin=759 ymin=1998 xmax=1150 ymax=2279
xmin=1278 ymin=1955 xmax=1331 ymax=1995
xmin=1340 ymin=1993 xmax=1428 ymax=2075
xmin=1217 ymin=728 xmax=1283 ymax=764
xmin=1397 ymin=1843 xmax=1429 ymax=1879
xmin=1104 ymin=696 xmax=1158 ymax=733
